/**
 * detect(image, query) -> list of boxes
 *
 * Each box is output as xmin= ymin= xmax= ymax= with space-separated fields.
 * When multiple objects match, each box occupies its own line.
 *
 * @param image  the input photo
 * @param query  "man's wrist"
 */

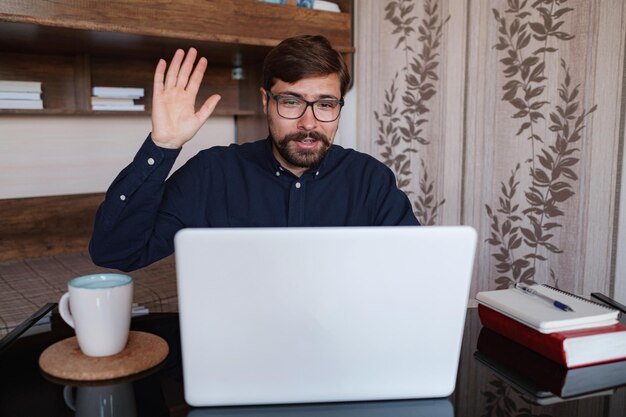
xmin=150 ymin=134 xmax=182 ymax=150
xmin=146 ymin=133 xmax=183 ymax=158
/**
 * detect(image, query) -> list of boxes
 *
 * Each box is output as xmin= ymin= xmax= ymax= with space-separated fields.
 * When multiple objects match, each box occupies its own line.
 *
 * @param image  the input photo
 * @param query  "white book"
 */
xmin=0 ymin=80 xmax=42 ymax=93
xmin=0 ymin=99 xmax=44 ymax=109
xmin=92 ymin=103 xmax=145 ymax=111
xmin=0 ymin=91 xmax=41 ymax=100
xmin=313 ymin=0 xmax=341 ymax=12
xmin=92 ymin=86 xmax=144 ymax=98
xmin=476 ymin=284 xmax=620 ymax=333
xmin=90 ymin=97 xmax=136 ymax=106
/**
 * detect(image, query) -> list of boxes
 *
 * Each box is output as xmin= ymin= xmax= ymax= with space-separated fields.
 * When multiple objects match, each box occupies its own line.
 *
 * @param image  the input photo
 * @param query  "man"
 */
xmin=90 ymin=35 xmax=419 ymax=272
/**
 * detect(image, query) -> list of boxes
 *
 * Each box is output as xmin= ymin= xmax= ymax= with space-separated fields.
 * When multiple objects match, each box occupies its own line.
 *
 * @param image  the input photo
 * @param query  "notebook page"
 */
xmin=476 ymin=285 xmax=619 ymax=333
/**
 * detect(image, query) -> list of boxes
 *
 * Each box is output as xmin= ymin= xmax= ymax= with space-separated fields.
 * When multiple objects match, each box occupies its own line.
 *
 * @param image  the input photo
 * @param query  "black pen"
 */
xmin=515 ymin=283 xmax=575 ymax=312
xmin=591 ymin=292 xmax=626 ymax=314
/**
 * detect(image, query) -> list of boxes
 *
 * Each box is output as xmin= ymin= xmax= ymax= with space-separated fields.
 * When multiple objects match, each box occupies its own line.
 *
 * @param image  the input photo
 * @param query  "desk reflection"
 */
xmin=188 ymin=398 xmax=453 ymax=417
xmin=3 ymin=310 xmax=626 ymax=416
xmin=63 ymin=382 xmax=136 ymax=417
xmin=452 ymin=308 xmax=626 ymax=416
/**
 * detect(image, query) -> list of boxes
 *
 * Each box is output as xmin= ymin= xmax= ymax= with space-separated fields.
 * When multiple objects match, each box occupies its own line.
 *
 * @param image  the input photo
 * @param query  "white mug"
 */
xmin=59 ymin=273 xmax=133 ymax=357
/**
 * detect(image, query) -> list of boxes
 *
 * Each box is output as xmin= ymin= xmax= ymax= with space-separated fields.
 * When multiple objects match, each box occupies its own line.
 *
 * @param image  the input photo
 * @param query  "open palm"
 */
xmin=151 ymin=48 xmax=221 ymax=149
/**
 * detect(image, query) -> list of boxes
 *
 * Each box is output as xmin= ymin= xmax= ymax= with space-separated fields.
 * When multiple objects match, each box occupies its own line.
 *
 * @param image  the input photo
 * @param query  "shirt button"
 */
xmin=147 ymin=157 xmax=155 ymax=166
xmin=295 ymin=182 xmax=301 ymax=189
xmin=120 ymin=194 xmax=126 ymax=201
xmin=275 ymin=171 xmax=280 ymax=177
xmin=316 ymin=171 xmax=320 ymax=176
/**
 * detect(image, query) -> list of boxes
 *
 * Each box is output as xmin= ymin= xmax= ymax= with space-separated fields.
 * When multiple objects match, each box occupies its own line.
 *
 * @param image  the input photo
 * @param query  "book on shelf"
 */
xmin=92 ymin=104 xmax=145 ymax=111
xmin=0 ymin=91 xmax=41 ymax=100
xmin=0 ymin=99 xmax=43 ymax=110
xmin=91 ymin=97 xmax=137 ymax=106
xmin=475 ymin=327 xmax=626 ymax=404
xmin=91 ymin=86 xmax=144 ymax=99
xmin=0 ymin=80 xmax=42 ymax=93
xmin=313 ymin=0 xmax=341 ymax=12
xmin=477 ymin=304 xmax=626 ymax=367
xmin=475 ymin=284 xmax=620 ymax=332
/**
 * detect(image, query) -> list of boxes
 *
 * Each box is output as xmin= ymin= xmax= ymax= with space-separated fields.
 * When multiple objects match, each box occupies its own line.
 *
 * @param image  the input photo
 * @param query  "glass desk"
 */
xmin=1 ymin=308 xmax=625 ymax=416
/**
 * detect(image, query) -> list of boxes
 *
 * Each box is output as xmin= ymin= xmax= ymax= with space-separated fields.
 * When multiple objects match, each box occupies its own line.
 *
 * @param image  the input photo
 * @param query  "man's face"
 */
xmin=261 ymin=73 xmax=342 ymax=176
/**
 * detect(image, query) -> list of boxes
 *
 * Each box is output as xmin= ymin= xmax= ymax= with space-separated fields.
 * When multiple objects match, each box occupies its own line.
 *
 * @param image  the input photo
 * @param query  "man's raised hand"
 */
xmin=151 ymin=48 xmax=221 ymax=149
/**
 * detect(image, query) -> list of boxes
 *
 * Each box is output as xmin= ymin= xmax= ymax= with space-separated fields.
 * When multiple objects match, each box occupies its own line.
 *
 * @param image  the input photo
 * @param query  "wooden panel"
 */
xmin=0 ymin=0 xmax=353 ymax=122
xmin=74 ymin=54 xmax=91 ymax=110
xmin=0 ymin=0 xmax=352 ymax=52
xmin=0 ymin=21 xmax=272 ymax=66
xmin=237 ymin=62 xmax=264 ymax=114
xmin=0 ymin=52 xmax=82 ymax=112
xmin=0 ymin=193 xmax=103 ymax=261
xmin=89 ymin=56 xmax=151 ymax=111
xmin=236 ymin=61 xmax=267 ymax=142
xmin=236 ymin=115 xmax=268 ymax=144
xmin=90 ymin=56 xmax=244 ymax=115
xmin=0 ymin=51 xmax=256 ymax=116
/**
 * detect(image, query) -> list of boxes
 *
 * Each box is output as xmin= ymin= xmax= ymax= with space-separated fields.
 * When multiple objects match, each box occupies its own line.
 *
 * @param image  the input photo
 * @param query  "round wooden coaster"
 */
xmin=39 ymin=331 xmax=169 ymax=381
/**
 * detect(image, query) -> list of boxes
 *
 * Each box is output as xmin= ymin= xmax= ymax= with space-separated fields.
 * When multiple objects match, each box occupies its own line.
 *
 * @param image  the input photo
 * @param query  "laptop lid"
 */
xmin=174 ymin=226 xmax=477 ymax=407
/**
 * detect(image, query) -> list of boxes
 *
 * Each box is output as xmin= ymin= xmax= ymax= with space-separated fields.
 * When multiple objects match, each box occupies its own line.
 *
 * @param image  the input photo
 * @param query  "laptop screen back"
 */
xmin=174 ymin=226 xmax=477 ymax=406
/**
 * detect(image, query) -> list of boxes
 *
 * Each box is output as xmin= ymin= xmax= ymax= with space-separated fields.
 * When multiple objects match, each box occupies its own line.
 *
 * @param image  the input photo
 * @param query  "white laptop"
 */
xmin=174 ymin=226 xmax=477 ymax=407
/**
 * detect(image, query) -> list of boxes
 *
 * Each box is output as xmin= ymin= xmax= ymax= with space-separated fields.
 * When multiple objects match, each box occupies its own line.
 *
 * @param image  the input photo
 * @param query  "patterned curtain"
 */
xmin=356 ymin=0 xmax=626 ymax=297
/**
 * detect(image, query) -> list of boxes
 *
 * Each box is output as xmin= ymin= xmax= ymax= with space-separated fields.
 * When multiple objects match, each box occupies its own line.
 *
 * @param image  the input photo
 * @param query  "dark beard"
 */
xmin=271 ymin=130 xmax=331 ymax=169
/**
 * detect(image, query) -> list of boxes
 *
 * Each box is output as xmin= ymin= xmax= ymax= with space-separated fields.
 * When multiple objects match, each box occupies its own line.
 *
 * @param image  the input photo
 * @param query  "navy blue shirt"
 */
xmin=90 ymin=135 xmax=419 ymax=271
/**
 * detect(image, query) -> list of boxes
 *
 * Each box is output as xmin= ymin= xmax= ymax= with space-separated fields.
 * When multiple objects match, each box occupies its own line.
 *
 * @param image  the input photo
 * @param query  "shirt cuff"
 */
xmin=135 ymin=133 xmax=182 ymax=169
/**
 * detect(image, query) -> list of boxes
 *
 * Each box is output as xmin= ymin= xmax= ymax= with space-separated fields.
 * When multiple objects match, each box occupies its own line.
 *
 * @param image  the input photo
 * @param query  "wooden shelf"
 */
xmin=0 ymin=109 xmax=260 ymax=116
xmin=0 ymin=0 xmax=353 ymax=61
xmin=0 ymin=0 xmax=353 ymax=141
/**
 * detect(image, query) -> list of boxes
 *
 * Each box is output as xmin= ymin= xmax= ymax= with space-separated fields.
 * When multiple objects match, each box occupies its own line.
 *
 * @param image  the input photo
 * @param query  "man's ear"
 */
xmin=260 ymin=88 xmax=268 ymax=115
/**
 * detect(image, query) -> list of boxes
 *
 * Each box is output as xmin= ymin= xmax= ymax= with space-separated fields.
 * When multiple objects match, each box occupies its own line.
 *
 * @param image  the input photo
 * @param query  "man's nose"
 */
xmin=297 ymin=104 xmax=317 ymax=130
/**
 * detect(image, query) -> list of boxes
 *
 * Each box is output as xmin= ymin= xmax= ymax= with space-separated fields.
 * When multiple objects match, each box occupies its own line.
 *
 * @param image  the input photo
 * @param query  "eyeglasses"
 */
xmin=266 ymin=91 xmax=344 ymax=122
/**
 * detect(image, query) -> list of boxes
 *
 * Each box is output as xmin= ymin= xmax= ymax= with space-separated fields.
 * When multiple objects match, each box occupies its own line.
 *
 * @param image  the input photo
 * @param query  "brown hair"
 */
xmin=262 ymin=35 xmax=351 ymax=97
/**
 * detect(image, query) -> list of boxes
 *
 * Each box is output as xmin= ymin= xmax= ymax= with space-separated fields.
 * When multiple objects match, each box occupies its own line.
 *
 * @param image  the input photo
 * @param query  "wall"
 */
xmin=356 ymin=0 xmax=626 ymax=302
xmin=0 ymin=116 xmax=234 ymax=199
xmin=0 ymin=97 xmax=357 ymax=200
xmin=335 ymin=89 xmax=357 ymax=150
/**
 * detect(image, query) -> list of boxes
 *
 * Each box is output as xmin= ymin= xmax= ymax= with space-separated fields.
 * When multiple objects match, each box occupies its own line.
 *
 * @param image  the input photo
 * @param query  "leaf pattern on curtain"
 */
xmin=374 ymin=0 xmax=450 ymax=225
xmin=484 ymin=0 xmax=596 ymax=289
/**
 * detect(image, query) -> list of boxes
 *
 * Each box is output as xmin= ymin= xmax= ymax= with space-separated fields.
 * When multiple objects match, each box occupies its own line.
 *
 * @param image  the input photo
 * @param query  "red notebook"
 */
xmin=477 ymin=304 xmax=626 ymax=368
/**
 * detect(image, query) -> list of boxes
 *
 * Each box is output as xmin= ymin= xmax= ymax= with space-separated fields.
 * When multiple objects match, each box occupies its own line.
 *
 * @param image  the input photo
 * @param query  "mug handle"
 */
xmin=58 ymin=292 xmax=75 ymax=328
xmin=63 ymin=386 xmax=76 ymax=411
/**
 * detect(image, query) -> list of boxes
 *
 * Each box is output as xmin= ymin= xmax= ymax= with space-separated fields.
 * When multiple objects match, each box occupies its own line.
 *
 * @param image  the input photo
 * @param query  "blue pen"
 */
xmin=515 ymin=283 xmax=575 ymax=312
